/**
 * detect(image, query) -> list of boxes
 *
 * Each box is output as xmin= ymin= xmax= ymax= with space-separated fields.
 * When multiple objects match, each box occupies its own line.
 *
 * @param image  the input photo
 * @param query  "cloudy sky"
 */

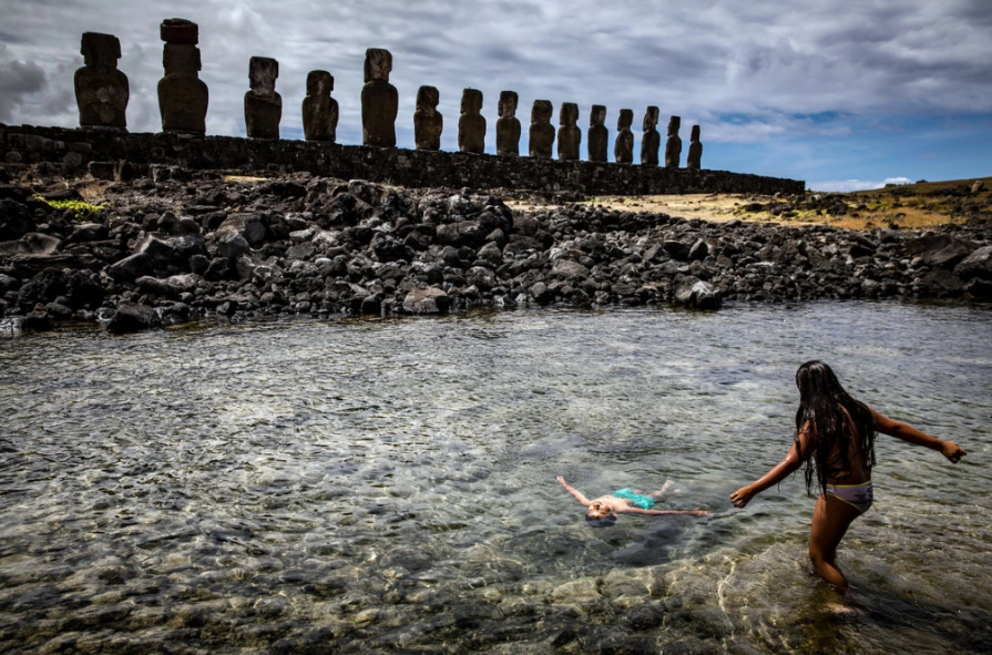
xmin=1 ymin=0 xmax=990 ymax=191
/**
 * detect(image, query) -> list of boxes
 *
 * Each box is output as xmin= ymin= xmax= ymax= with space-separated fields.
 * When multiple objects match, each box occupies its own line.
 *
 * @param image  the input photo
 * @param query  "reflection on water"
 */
xmin=1 ymin=302 xmax=990 ymax=654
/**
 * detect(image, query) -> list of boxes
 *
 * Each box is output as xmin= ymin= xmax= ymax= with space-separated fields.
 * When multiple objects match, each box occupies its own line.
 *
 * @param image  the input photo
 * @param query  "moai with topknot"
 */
xmin=557 ymin=102 xmax=581 ymax=161
xmin=414 ymin=85 xmax=442 ymax=151
xmin=157 ymin=18 xmax=208 ymax=134
xmin=614 ymin=109 xmax=634 ymax=164
xmin=361 ymin=48 xmax=398 ymax=147
xmin=687 ymin=124 xmax=702 ymax=170
xmin=302 ymin=70 xmax=338 ymax=142
xmin=641 ymin=106 xmax=660 ymax=167
xmin=587 ymin=105 xmax=608 ymax=163
xmin=458 ymin=89 xmax=486 ymax=154
xmin=496 ymin=91 xmax=521 ymax=156
xmin=529 ymin=100 xmax=555 ymax=158
xmin=244 ymin=57 xmax=281 ymax=139
xmin=665 ymin=115 xmax=682 ymax=168
xmin=74 ymin=32 xmax=129 ymax=130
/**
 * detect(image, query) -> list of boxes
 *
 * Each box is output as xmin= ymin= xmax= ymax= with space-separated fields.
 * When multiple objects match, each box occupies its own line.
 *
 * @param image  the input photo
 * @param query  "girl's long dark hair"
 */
xmin=794 ymin=361 xmax=876 ymax=496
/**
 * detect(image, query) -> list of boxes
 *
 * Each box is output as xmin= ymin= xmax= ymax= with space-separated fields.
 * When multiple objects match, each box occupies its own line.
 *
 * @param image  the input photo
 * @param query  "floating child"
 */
xmin=557 ymin=475 xmax=711 ymax=527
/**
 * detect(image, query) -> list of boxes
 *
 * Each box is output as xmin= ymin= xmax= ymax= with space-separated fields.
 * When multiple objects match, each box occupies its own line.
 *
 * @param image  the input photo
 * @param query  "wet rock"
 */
xmin=21 ymin=304 xmax=54 ymax=331
xmin=106 ymin=302 xmax=162 ymax=333
xmin=17 ymin=268 xmax=68 ymax=309
xmin=402 ymin=287 xmax=449 ymax=314
xmin=380 ymin=546 xmax=434 ymax=573
xmin=673 ymin=276 xmax=722 ymax=310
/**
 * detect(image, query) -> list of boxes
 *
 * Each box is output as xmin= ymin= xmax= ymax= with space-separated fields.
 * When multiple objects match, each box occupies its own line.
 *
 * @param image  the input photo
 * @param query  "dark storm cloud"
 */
xmin=0 ymin=0 xmax=990 ymax=148
xmin=0 ymin=46 xmax=47 ymax=121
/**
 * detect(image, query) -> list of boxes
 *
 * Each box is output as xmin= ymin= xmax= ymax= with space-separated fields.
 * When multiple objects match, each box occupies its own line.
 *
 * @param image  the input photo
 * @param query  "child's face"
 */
xmin=587 ymin=501 xmax=613 ymax=519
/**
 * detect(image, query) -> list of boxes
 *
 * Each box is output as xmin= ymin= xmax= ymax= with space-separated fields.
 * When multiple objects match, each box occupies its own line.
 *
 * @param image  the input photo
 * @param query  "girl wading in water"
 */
xmin=730 ymin=360 xmax=966 ymax=596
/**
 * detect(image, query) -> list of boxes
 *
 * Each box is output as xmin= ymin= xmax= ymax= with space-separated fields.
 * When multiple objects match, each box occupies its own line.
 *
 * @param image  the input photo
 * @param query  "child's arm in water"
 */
xmin=556 ymin=476 xmax=592 ymax=506
xmin=870 ymin=407 xmax=966 ymax=463
xmin=619 ymin=507 xmax=711 ymax=517
xmin=730 ymin=426 xmax=810 ymax=508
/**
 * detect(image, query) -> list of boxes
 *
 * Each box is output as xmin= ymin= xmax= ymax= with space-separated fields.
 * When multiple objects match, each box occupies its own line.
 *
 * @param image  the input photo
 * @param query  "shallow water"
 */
xmin=1 ymin=302 xmax=990 ymax=654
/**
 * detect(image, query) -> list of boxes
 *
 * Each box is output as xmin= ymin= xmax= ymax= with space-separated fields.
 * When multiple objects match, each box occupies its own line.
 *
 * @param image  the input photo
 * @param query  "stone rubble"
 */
xmin=1 ymin=167 xmax=990 ymax=334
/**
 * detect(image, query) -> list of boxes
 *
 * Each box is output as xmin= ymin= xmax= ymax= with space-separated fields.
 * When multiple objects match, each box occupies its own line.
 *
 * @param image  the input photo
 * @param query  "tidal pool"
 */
xmin=1 ymin=302 xmax=990 ymax=654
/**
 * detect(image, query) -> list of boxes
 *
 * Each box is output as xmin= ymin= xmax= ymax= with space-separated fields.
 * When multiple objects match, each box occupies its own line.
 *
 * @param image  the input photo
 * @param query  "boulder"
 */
xmin=908 ymin=234 xmax=978 ymax=269
xmin=216 ymin=213 xmax=267 ymax=246
xmin=550 ymin=259 xmax=590 ymax=280
xmin=0 ymin=199 xmax=36 ymax=240
xmin=402 ymin=288 xmax=449 ymax=314
xmin=17 ymin=268 xmax=68 ymax=309
xmin=0 ymin=233 xmax=62 ymax=257
xmin=673 ymin=276 xmax=722 ymax=310
xmin=953 ymin=245 xmax=992 ymax=281
xmin=106 ymin=302 xmax=162 ymax=333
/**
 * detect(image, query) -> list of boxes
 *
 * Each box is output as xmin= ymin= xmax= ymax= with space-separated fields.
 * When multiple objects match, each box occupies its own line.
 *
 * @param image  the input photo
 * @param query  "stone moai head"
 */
xmin=643 ymin=106 xmax=659 ymax=131
xmin=249 ymin=57 xmax=278 ymax=94
xmin=532 ymin=99 xmax=553 ymax=123
xmin=417 ymin=85 xmax=439 ymax=114
xmin=307 ymin=70 xmax=333 ymax=96
xmin=590 ymin=105 xmax=606 ymax=127
xmin=499 ymin=91 xmax=518 ymax=118
xmin=560 ymin=102 xmax=578 ymax=127
xmin=618 ymin=109 xmax=633 ymax=131
xmin=161 ymin=19 xmax=201 ymax=76
xmin=461 ymin=88 xmax=483 ymax=114
xmin=81 ymin=32 xmax=121 ymax=68
xmin=364 ymin=48 xmax=392 ymax=83
xmin=161 ymin=18 xmax=198 ymax=44
xmin=691 ymin=124 xmax=700 ymax=142
xmin=668 ymin=115 xmax=681 ymax=136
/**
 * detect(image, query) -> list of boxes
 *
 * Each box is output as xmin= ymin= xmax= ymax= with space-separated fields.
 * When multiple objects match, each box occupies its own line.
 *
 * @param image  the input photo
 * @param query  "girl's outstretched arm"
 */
xmin=556 ymin=476 xmax=592 ymax=506
xmin=870 ymin=407 xmax=966 ymax=463
xmin=621 ymin=507 xmax=711 ymax=517
xmin=730 ymin=436 xmax=805 ymax=508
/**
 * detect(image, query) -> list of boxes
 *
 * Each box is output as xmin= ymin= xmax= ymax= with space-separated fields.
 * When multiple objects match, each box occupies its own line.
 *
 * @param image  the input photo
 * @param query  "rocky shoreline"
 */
xmin=2 ymin=167 xmax=991 ymax=334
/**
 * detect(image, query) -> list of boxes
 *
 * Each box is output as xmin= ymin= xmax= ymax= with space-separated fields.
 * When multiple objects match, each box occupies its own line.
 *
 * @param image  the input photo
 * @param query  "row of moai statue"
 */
xmin=72 ymin=21 xmax=703 ymax=168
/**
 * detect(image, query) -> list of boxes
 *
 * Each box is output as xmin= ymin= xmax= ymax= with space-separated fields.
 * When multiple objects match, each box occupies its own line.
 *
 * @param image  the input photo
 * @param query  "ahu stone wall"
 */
xmin=0 ymin=124 xmax=806 ymax=196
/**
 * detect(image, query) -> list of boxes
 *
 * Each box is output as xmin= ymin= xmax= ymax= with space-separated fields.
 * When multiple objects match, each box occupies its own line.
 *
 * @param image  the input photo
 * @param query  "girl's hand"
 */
xmin=556 ymin=475 xmax=569 ymax=487
xmin=941 ymin=441 xmax=966 ymax=464
xmin=730 ymin=485 xmax=756 ymax=508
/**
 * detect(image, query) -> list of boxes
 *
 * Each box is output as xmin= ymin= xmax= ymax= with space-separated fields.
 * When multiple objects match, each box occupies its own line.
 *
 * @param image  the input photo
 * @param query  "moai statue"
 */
xmin=413 ymin=85 xmax=442 ymax=150
xmin=614 ymin=108 xmax=634 ymax=164
xmin=244 ymin=57 xmax=281 ymax=139
xmin=641 ymin=106 xmax=660 ymax=167
xmin=687 ymin=124 xmax=703 ymax=170
xmin=157 ymin=18 xmax=208 ymax=134
xmin=496 ymin=91 xmax=521 ymax=156
xmin=529 ymin=99 xmax=555 ymax=158
xmin=665 ymin=115 xmax=682 ymax=168
xmin=587 ymin=105 xmax=608 ymax=163
xmin=361 ymin=48 xmax=398 ymax=147
xmin=74 ymin=32 xmax=129 ymax=130
xmin=557 ymin=102 xmax=581 ymax=161
xmin=458 ymin=88 xmax=486 ymax=154
xmin=302 ymin=70 xmax=338 ymax=142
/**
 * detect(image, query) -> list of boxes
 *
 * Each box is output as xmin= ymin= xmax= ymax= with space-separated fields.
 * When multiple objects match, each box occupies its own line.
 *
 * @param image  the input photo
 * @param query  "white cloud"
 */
xmin=809 ymin=177 xmax=913 ymax=193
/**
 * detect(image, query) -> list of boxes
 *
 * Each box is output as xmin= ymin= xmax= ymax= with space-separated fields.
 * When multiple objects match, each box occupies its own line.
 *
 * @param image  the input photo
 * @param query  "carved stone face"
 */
xmin=163 ymin=43 xmax=201 ymax=75
xmin=643 ymin=106 xmax=659 ymax=131
xmin=618 ymin=109 xmax=633 ymax=130
xmin=691 ymin=125 xmax=700 ymax=141
xmin=498 ymin=91 xmax=518 ymax=118
xmin=532 ymin=100 xmax=553 ymax=123
xmin=307 ymin=70 xmax=333 ymax=96
xmin=590 ymin=105 xmax=606 ymax=126
xmin=560 ymin=102 xmax=578 ymax=126
xmin=667 ymin=115 xmax=681 ymax=136
xmin=417 ymin=85 xmax=439 ymax=113
xmin=364 ymin=48 xmax=392 ymax=83
xmin=81 ymin=32 xmax=121 ymax=68
xmin=461 ymin=89 xmax=482 ymax=114
xmin=249 ymin=57 xmax=278 ymax=93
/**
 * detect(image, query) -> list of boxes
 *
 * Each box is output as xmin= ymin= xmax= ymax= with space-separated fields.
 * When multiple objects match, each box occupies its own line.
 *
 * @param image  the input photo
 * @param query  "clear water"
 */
xmin=1 ymin=302 xmax=990 ymax=654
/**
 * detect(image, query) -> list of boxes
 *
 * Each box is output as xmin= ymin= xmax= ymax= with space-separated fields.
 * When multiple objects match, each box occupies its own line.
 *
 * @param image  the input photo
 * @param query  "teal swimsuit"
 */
xmin=613 ymin=488 xmax=655 ymax=509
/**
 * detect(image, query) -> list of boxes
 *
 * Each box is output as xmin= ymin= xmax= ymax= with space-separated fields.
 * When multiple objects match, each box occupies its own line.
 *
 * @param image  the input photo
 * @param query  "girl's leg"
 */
xmin=808 ymin=493 xmax=862 ymax=593
xmin=647 ymin=479 xmax=676 ymax=501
